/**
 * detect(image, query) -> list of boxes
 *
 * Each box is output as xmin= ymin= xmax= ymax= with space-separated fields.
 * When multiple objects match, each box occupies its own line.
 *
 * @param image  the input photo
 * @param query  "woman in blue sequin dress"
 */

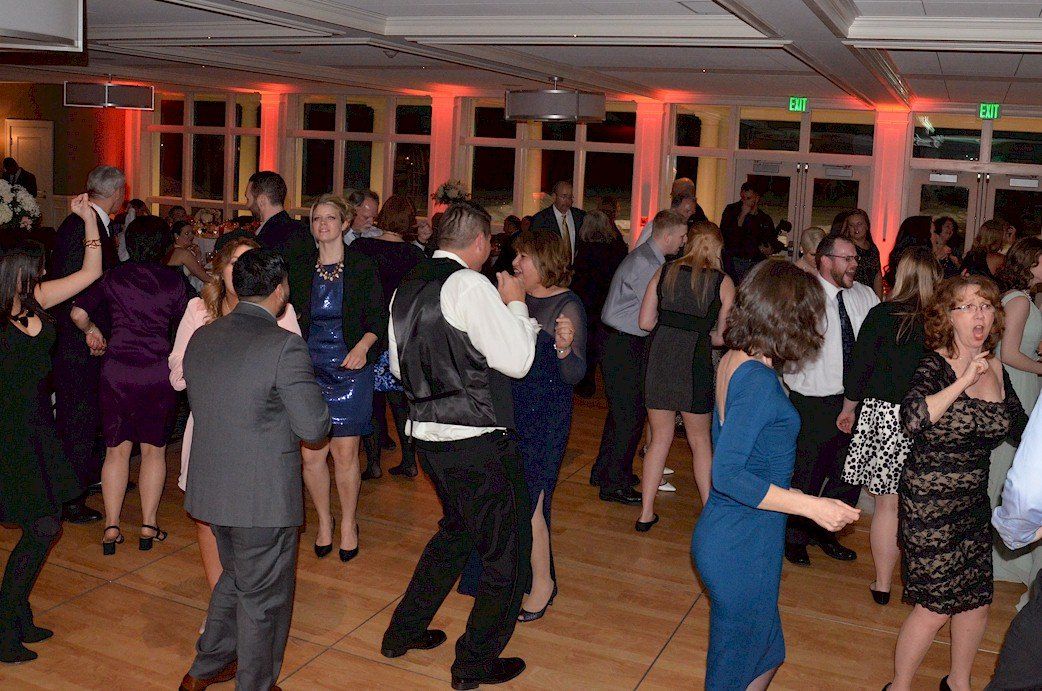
xmin=286 ymin=194 xmax=386 ymax=562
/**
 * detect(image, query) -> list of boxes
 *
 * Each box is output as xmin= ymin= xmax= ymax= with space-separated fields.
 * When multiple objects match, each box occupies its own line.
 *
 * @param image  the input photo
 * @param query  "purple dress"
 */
xmin=75 ymin=263 xmax=189 ymax=447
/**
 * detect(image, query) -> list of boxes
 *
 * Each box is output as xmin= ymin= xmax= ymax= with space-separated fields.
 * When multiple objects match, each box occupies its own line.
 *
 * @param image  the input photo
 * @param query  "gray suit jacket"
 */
xmin=183 ymin=301 xmax=330 ymax=527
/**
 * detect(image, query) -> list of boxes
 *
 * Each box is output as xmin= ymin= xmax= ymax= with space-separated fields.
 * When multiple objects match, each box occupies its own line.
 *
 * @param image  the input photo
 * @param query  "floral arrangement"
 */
xmin=432 ymin=180 xmax=470 ymax=205
xmin=0 ymin=180 xmax=40 ymax=230
xmin=194 ymin=218 xmax=260 ymax=239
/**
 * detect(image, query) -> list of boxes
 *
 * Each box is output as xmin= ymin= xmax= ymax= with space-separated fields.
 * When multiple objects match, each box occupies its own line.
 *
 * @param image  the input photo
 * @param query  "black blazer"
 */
xmin=257 ymin=210 xmax=310 ymax=256
xmin=48 ymin=210 xmax=120 ymax=338
xmin=4 ymin=169 xmax=37 ymax=197
xmin=530 ymin=205 xmax=587 ymax=237
xmin=285 ymin=242 xmax=388 ymax=367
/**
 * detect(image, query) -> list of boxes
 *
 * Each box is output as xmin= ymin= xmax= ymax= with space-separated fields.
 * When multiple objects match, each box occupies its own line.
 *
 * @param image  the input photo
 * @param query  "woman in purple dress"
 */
xmin=70 ymin=216 xmax=189 ymax=555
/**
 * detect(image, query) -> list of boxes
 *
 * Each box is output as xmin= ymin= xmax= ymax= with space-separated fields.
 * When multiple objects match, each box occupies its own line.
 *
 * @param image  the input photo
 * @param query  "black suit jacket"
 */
xmin=530 ymin=205 xmax=587 ymax=237
xmin=285 ymin=242 xmax=388 ymax=367
xmin=4 ymin=169 xmax=37 ymax=197
xmin=256 ymin=210 xmax=310 ymax=256
xmin=49 ymin=210 xmax=120 ymax=341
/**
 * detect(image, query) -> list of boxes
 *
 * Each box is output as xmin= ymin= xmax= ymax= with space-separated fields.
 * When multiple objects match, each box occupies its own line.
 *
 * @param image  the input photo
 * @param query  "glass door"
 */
xmin=732 ymin=159 xmax=798 ymax=231
xmin=907 ymin=168 xmax=984 ymax=253
xmin=987 ymin=173 xmax=1042 ymax=238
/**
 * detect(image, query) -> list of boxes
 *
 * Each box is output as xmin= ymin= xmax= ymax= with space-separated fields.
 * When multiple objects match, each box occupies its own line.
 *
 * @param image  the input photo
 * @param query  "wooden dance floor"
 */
xmin=0 ymin=392 xmax=1025 ymax=690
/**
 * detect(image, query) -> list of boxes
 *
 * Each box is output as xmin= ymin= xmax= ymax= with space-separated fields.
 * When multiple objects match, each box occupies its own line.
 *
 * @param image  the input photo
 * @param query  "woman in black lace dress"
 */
xmin=887 ymin=275 xmax=1027 ymax=691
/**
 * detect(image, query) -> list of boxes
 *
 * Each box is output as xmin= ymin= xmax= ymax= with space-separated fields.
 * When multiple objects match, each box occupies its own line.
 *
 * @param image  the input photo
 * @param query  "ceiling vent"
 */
xmin=504 ymin=77 xmax=605 ymax=123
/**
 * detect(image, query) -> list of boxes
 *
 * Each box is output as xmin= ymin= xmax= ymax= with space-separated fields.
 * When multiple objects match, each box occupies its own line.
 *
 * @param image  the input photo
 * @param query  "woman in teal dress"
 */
xmin=692 ymin=260 xmax=861 ymax=689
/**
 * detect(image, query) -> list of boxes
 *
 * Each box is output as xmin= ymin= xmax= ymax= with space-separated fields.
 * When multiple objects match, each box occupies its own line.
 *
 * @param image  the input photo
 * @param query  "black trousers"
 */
xmin=590 ymin=330 xmax=648 ymax=490
xmin=365 ymin=392 xmax=414 ymax=468
xmin=987 ymin=572 xmax=1042 ymax=690
xmin=0 ymin=513 xmax=62 ymax=634
xmin=577 ymin=320 xmax=607 ymax=391
xmin=52 ymin=337 xmax=105 ymax=489
xmin=383 ymin=431 xmax=531 ymax=677
xmin=785 ymin=392 xmax=861 ymax=546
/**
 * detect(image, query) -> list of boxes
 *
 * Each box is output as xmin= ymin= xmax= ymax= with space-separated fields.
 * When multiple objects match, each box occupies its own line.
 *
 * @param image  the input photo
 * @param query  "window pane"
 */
xmin=744 ymin=174 xmax=791 ymax=227
xmin=344 ymin=141 xmax=385 ymax=199
xmin=587 ymin=110 xmax=636 ymax=144
xmin=912 ymin=113 xmax=980 ymax=161
xmin=301 ymin=138 xmax=334 ymax=206
xmin=235 ymin=93 xmax=261 ymax=129
xmin=191 ymin=206 xmax=223 ymax=224
xmin=396 ymin=102 xmax=432 ymax=135
xmin=526 ymin=121 xmax=576 ymax=141
xmin=193 ymin=97 xmax=226 ymax=127
xmin=584 ymin=152 xmax=633 ymax=231
xmin=672 ymin=155 xmax=728 ymax=225
xmin=304 ymin=102 xmax=336 ymax=131
xmin=234 ymin=135 xmax=260 ymax=202
xmin=160 ymin=98 xmax=184 ymax=125
xmin=809 ymin=179 xmax=860 ymax=229
xmin=393 ymin=142 xmax=430 ymax=214
xmin=992 ymin=118 xmax=1042 ymax=165
xmin=158 ymin=133 xmax=183 ymax=197
xmin=471 ymin=147 xmax=515 ymax=221
xmin=920 ymin=184 xmax=970 ymax=236
xmin=474 ymin=106 xmax=515 ymax=138
xmin=191 ymin=134 xmax=224 ymax=200
xmin=994 ymin=188 xmax=1042 ymax=237
xmin=345 ymin=97 xmax=387 ymax=133
xmin=810 ymin=110 xmax=874 ymax=156
xmin=739 ymin=120 xmax=800 ymax=150
xmin=524 ymin=148 xmax=574 ymax=215
xmin=675 ymin=106 xmax=731 ymax=148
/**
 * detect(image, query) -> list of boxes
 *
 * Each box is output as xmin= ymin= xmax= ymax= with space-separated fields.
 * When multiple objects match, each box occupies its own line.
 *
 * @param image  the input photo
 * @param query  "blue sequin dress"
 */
xmin=309 ymin=267 xmax=374 ymax=437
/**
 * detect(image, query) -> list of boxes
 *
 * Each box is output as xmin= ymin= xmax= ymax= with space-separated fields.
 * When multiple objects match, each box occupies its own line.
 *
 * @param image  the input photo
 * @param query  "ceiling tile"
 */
xmin=937 ymin=51 xmax=1022 ymax=77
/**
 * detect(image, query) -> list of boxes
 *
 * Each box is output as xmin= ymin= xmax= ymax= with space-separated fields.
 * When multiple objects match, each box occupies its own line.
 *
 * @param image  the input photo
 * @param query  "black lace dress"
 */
xmin=899 ymin=351 xmax=1027 ymax=614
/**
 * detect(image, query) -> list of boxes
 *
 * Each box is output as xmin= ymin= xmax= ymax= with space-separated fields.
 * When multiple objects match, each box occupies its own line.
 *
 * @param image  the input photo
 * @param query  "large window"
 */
xmin=288 ymin=95 xmax=431 ymax=214
xmin=912 ymin=113 xmax=981 ymax=162
xmin=148 ymin=93 xmax=262 ymax=221
xmin=460 ymin=100 xmax=637 ymax=230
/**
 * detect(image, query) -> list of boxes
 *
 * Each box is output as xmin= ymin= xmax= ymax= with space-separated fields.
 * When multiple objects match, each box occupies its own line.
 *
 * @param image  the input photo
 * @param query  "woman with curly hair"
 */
xmin=887 ymin=275 xmax=1028 ymax=691
xmin=168 ymin=237 xmax=301 ymax=593
xmin=692 ymin=259 xmax=860 ymax=690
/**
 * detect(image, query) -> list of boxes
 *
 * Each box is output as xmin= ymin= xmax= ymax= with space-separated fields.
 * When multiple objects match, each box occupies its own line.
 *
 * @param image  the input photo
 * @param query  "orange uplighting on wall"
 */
xmin=259 ymin=92 xmax=281 ymax=171
xmin=630 ymin=101 xmax=666 ymax=248
xmin=869 ymin=109 xmax=911 ymax=268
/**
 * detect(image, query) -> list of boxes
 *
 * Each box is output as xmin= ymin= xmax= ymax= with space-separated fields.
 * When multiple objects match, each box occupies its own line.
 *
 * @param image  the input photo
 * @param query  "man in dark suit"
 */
xmin=3 ymin=157 xmax=38 ymax=197
xmin=529 ymin=181 xmax=587 ymax=262
xmin=48 ymin=165 xmax=124 ymax=524
xmin=248 ymin=171 xmax=309 ymax=256
xmin=179 ymin=248 xmax=330 ymax=691
xmin=720 ymin=181 xmax=776 ymax=284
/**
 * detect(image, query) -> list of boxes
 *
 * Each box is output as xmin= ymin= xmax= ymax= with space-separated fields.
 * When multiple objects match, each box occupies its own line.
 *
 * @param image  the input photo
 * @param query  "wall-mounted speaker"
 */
xmin=63 ymin=82 xmax=154 ymax=110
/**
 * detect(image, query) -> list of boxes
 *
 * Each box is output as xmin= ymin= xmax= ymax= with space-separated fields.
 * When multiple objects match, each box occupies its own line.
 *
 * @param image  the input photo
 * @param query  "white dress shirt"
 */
xmin=994 ymin=394 xmax=1042 ymax=550
xmin=783 ymin=274 xmax=879 ymax=397
xmin=388 ymin=250 xmax=538 ymax=442
xmin=89 ymin=201 xmax=112 ymax=236
xmin=553 ymin=206 xmax=578 ymax=259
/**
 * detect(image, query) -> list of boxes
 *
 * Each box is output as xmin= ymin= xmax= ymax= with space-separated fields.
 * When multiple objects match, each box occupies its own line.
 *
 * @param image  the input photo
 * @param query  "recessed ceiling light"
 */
xmin=273 ymin=49 xmax=302 ymax=55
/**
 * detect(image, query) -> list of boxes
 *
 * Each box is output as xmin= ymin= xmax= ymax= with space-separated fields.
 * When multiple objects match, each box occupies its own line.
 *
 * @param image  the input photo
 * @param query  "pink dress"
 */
xmin=169 ymin=297 xmax=301 ymax=492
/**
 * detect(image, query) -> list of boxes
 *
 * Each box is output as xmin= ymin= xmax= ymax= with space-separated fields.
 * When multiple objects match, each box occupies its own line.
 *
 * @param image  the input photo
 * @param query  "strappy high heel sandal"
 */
xmin=139 ymin=524 xmax=168 ymax=551
xmin=102 ymin=526 xmax=124 ymax=556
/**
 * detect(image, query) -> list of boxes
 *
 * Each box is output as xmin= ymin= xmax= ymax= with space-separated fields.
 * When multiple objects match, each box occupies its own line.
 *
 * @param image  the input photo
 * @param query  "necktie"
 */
xmin=837 ymin=290 xmax=855 ymax=376
xmin=560 ymin=213 xmax=572 ymax=259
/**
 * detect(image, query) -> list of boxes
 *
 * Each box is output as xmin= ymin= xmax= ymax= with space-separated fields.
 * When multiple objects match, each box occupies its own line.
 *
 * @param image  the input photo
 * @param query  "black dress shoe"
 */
xmin=812 ymin=538 xmax=857 ymax=561
xmin=451 ymin=657 xmax=526 ymax=690
xmin=784 ymin=543 xmax=810 ymax=566
xmin=381 ymin=629 xmax=447 ymax=658
xmin=62 ymin=501 xmax=102 ymax=524
xmin=360 ymin=463 xmax=382 ymax=480
xmin=870 ymin=584 xmax=891 ymax=605
xmin=599 ymin=487 xmax=641 ymax=505
xmin=635 ymin=514 xmax=659 ymax=532
xmin=0 ymin=631 xmax=36 ymax=664
xmin=388 ymin=463 xmax=418 ymax=478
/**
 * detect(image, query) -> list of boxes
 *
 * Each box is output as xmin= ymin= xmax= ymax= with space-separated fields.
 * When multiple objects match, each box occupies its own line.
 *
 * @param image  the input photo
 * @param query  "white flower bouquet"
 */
xmin=0 ymin=180 xmax=40 ymax=230
xmin=432 ymin=180 xmax=470 ymax=205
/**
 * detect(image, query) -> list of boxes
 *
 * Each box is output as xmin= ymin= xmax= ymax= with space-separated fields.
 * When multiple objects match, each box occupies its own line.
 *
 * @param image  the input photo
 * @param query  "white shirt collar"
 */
xmin=818 ymin=273 xmax=841 ymax=300
xmin=433 ymin=249 xmax=468 ymax=268
xmin=553 ymin=206 xmax=571 ymax=225
xmin=89 ymin=202 xmax=111 ymax=230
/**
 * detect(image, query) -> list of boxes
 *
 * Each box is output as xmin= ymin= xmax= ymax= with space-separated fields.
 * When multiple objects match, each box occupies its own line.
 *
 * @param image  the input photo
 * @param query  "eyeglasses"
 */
xmin=950 ymin=303 xmax=996 ymax=315
xmin=826 ymin=254 xmax=859 ymax=263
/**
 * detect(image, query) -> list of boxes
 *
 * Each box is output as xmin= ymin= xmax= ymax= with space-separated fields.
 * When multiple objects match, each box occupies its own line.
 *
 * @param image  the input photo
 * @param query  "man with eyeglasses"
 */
xmin=783 ymin=234 xmax=880 ymax=567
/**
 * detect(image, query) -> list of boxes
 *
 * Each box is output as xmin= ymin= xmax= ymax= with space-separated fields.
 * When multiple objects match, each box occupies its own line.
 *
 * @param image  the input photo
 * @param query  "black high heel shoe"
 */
xmin=388 ymin=462 xmax=418 ymax=478
xmin=340 ymin=525 xmax=359 ymax=563
xmin=314 ymin=517 xmax=335 ymax=558
xmin=102 ymin=526 xmax=124 ymax=556
xmin=518 ymin=584 xmax=558 ymax=623
xmin=870 ymin=582 xmax=891 ymax=605
xmin=635 ymin=514 xmax=659 ymax=533
xmin=139 ymin=524 xmax=167 ymax=551
xmin=940 ymin=676 xmax=951 ymax=691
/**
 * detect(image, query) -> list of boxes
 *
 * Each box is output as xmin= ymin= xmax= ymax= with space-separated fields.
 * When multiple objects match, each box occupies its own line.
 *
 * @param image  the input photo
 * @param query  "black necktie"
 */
xmin=837 ymin=290 xmax=855 ymax=376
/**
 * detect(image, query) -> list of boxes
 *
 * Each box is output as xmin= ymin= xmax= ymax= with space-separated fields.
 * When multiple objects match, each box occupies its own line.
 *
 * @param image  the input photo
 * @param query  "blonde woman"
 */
xmin=838 ymin=247 xmax=939 ymax=606
xmin=636 ymin=221 xmax=735 ymax=530
xmin=169 ymin=237 xmax=301 ymax=592
xmin=795 ymin=226 xmax=826 ymax=276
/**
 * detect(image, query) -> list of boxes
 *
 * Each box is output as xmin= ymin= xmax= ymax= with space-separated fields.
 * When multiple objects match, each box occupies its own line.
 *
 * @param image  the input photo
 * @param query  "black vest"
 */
xmin=392 ymin=258 xmax=514 ymax=429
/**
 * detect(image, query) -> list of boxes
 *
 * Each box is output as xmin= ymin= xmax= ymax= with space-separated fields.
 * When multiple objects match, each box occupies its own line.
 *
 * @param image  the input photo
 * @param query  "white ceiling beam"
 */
xmin=90 ymin=20 xmax=325 ymax=41
xmin=849 ymin=17 xmax=1042 ymax=45
xmin=155 ymin=0 xmax=375 ymax=34
xmin=414 ymin=37 xmax=788 ymax=47
xmin=800 ymin=0 xmax=859 ymax=37
xmin=385 ymin=15 xmax=766 ymax=40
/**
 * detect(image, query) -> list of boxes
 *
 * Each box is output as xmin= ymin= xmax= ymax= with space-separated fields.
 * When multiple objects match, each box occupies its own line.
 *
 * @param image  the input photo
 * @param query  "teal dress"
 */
xmin=692 ymin=360 xmax=800 ymax=689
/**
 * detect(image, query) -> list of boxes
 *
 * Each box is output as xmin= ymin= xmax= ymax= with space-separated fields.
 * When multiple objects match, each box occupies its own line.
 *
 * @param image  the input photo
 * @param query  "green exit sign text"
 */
xmin=789 ymin=96 xmax=808 ymax=113
xmin=979 ymin=103 xmax=1001 ymax=120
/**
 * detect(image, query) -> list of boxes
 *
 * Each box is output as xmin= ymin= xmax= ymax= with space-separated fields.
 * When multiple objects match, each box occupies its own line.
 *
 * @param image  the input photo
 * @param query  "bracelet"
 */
xmin=555 ymin=345 xmax=571 ymax=357
xmin=86 ymin=325 xmax=98 ymax=336
xmin=83 ymin=239 xmax=102 ymax=248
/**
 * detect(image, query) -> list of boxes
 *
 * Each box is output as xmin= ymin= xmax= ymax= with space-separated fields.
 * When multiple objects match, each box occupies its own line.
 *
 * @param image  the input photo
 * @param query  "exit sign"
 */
xmin=789 ymin=96 xmax=808 ymax=113
xmin=979 ymin=102 xmax=1001 ymax=120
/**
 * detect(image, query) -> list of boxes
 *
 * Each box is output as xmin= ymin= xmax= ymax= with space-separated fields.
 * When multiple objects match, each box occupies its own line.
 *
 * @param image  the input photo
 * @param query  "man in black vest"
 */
xmin=381 ymin=203 xmax=537 ymax=690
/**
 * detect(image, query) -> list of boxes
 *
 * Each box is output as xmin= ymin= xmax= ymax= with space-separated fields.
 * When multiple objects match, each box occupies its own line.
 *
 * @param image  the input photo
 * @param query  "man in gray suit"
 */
xmin=178 ymin=248 xmax=330 ymax=691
